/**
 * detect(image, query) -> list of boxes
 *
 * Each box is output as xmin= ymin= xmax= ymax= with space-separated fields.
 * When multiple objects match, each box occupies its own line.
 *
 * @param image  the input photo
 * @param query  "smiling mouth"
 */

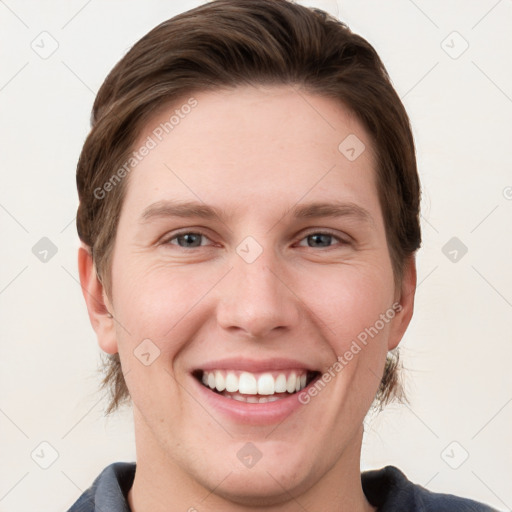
xmin=194 ymin=369 xmax=321 ymax=403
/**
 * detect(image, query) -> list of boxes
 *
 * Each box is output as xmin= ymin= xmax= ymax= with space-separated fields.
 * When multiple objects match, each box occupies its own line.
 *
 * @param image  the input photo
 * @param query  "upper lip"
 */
xmin=193 ymin=357 xmax=318 ymax=373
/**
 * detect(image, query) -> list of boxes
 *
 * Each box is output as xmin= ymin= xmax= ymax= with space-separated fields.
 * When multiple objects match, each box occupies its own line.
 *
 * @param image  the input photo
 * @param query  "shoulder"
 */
xmin=361 ymin=465 xmax=499 ymax=512
xmin=66 ymin=462 xmax=136 ymax=512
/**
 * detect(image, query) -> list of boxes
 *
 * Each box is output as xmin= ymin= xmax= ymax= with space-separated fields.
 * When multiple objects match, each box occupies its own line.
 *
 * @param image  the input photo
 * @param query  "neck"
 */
xmin=127 ymin=410 xmax=375 ymax=512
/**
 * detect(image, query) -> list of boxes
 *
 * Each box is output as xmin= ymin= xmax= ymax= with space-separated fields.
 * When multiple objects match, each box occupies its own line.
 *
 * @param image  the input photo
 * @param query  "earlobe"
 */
xmin=387 ymin=255 xmax=417 ymax=351
xmin=78 ymin=245 xmax=118 ymax=354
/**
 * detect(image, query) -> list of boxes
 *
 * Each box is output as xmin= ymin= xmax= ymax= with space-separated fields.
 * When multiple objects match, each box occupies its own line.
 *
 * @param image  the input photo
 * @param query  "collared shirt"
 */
xmin=67 ymin=462 xmax=499 ymax=511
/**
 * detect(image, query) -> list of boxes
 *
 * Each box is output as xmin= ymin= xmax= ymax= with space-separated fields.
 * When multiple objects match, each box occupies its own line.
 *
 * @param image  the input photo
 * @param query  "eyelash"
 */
xmin=162 ymin=229 xmax=350 ymax=250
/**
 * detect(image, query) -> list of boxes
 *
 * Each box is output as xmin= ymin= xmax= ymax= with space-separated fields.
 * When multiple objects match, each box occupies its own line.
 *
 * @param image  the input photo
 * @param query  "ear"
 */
xmin=387 ymin=254 xmax=417 ymax=351
xmin=78 ymin=244 xmax=118 ymax=354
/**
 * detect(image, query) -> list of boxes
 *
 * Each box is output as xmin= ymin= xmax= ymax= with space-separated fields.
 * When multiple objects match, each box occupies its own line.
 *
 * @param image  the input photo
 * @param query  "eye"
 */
xmin=162 ymin=230 xmax=349 ymax=250
xmin=296 ymin=231 xmax=347 ymax=249
xmin=166 ymin=231 xmax=212 ymax=248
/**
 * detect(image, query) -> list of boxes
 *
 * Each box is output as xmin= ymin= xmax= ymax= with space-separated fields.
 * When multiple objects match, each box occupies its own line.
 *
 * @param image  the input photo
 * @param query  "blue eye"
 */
xmin=303 ymin=233 xmax=335 ymax=248
xmin=164 ymin=230 xmax=347 ymax=250
xmin=168 ymin=232 xmax=209 ymax=248
xmin=297 ymin=232 xmax=345 ymax=248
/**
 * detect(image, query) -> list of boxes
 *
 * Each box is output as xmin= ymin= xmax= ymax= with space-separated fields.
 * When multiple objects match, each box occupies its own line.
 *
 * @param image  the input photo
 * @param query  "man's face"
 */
xmin=98 ymin=86 xmax=413 ymax=502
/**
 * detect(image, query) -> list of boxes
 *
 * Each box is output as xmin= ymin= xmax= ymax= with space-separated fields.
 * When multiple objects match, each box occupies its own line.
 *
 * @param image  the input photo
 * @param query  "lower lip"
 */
xmin=192 ymin=376 xmax=307 ymax=425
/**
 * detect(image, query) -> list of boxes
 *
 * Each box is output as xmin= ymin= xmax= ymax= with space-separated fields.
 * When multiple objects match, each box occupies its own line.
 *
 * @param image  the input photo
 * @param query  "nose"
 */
xmin=215 ymin=247 xmax=301 ymax=340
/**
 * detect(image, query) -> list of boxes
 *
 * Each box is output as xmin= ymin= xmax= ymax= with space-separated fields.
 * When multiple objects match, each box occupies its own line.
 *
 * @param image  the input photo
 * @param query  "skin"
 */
xmin=79 ymin=85 xmax=416 ymax=512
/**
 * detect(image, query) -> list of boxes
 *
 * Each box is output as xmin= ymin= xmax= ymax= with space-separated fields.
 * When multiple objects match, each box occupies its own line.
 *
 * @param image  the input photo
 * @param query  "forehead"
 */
xmin=122 ymin=85 xmax=380 ymax=224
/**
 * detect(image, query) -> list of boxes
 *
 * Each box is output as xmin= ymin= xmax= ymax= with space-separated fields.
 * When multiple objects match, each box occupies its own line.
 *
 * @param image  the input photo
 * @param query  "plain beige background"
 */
xmin=0 ymin=1 xmax=511 ymax=511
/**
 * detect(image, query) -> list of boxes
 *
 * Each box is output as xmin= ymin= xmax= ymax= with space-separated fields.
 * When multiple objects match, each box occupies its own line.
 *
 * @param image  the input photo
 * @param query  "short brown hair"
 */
xmin=76 ymin=0 xmax=421 ymax=414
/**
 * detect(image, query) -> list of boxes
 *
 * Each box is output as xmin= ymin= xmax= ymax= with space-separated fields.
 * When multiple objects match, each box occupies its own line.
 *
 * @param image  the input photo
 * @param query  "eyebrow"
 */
xmin=290 ymin=201 xmax=375 ymax=227
xmin=141 ymin=200 xmax=228 ymax=223
xmin=140 ymin=199 xmax=375 ymax=227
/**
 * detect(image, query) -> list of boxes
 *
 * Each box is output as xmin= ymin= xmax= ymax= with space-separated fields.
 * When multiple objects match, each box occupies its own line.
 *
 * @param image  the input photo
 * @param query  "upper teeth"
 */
xmin=201 ymin=370 xmax=308 ymax=395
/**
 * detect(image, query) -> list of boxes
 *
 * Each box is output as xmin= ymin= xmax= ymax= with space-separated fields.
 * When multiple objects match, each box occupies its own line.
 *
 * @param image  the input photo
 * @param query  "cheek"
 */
xmin=300 ymin=262 xmax=395 ymax=402
xmin=110 ymin=262 xmax=204 ymax=415
xmin=111 ymin=259 xmax=220 ymax=350
xmin=301 ymin=261 xmax=396 ymax=343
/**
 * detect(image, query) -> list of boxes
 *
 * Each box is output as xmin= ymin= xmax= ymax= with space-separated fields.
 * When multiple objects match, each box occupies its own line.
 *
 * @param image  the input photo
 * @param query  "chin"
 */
xmin=199 ymin=467 xmax=307 ymax=507
xmin=184 ymin=442 xmax=319 ymax=507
